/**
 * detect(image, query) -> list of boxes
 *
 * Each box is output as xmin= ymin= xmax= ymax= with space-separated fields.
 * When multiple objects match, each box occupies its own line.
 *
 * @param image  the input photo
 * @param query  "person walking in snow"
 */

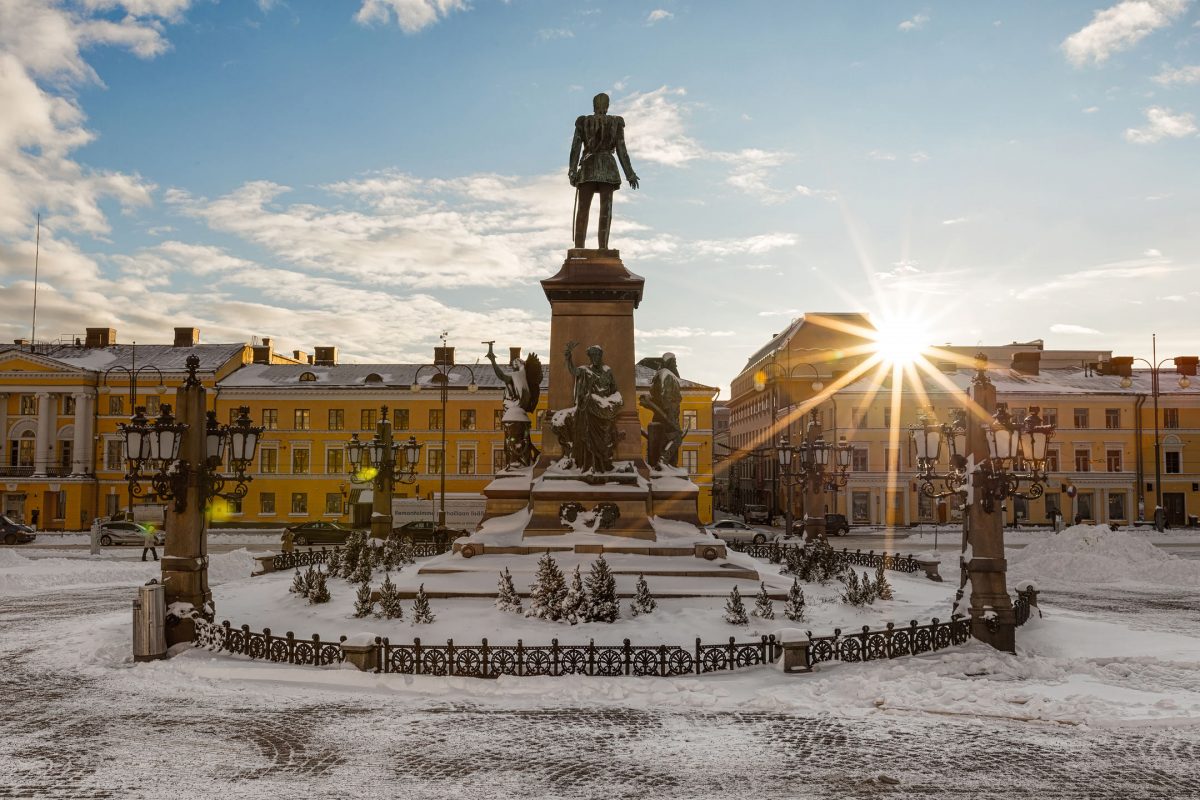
xmin=140 ymin=525 xmax=158 ymax=562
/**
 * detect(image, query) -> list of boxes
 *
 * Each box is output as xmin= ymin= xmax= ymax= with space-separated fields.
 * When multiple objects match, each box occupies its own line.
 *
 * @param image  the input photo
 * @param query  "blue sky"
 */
xmin=1 ymin=0 xmax=1197 ymax=393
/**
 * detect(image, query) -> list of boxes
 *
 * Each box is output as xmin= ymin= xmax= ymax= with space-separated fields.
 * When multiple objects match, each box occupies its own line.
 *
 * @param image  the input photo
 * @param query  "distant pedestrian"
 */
xmin=141 ymin=526 xmax=158 ymax=562
xmin=1053 ymin=512 xmax=1063 ymax=533
xmin=89 ymin=518 xmax=101 ymax=556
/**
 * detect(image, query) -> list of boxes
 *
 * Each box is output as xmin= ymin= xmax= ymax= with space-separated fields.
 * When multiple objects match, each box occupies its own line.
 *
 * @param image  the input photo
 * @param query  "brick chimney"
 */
xmin=292 ymin=350 xmax=307 ymax=363
xmin=509 ymin=346 xmax=521 ymax=362
xmin=84 ymin=328 xmax=116 ymax=348
xmin=1109 ymin=356 xmax=1134 ymax=379
xmin=173 ymin=327 xmax=199 ymax=347
xmin=1011 ymin=351 xmax=1040 ymax=376
xmin=314 ymin=346 xmax=338 ymax=366
xmin=252 ymin=337 xmax=273 ymax=365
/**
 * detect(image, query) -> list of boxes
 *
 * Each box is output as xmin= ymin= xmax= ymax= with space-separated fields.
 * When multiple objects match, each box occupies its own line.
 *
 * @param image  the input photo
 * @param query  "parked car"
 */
xmin=703 ymin=518 xmax=776 ymax=545
xmin=391 ymin=520 xmax=468 ymax=545
xmin=742 ymin=504 xmax=771 ymax=524
xmin=98 ymin=520 xmax=164 ymax=547
xmin=824 ymin=513 xmax=851 ymax=536
xmin=0 ymin=515 xmax=36 ymax=545
xmin=282 ymin=521 xmax=352 ymax=547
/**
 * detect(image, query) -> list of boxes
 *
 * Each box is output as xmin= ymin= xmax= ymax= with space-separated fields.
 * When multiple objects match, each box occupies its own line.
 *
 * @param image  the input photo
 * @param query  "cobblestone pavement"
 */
xmin=3 ymin=589 xmax=1200 ymax=800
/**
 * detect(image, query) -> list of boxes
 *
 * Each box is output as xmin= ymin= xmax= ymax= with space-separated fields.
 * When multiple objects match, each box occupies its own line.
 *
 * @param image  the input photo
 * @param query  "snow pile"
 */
xmin=0 ymin=549 xmax=155 ymax=596
xmin=1009 ymin=524 xmax=1200 ymax=587
xmin=208 ymin=549 xmax=259 ymax=585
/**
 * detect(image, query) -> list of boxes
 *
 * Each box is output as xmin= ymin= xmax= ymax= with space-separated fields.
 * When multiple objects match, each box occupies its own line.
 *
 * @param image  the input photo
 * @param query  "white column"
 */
xmin=33 ymin=392 xmax=52 ymax=475
xmin=72 ymin=393 xmax=88 ymax=475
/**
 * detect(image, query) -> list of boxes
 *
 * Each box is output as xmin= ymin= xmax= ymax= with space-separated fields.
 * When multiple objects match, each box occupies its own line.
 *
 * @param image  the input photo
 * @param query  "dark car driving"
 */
xmin=391 ymin=520 xmax=468 ymax=545
xmin=824 ymin=513 xmax=851 ymax=536
xmin=0 ymin=515 xmax=36 ymax=545
xmin=282 ymin=521 xmax=352 ymax=546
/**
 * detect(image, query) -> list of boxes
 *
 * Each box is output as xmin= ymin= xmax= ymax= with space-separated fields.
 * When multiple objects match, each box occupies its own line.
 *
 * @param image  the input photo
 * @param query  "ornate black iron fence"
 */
xmin=269 ymin=540 xmax=451 ymax=572
xmin=1013 ymin=585 xmax=1040 ymax=626
xmin=376 ymin=635 xmax=781 ymax=678
xmin=806 ymin=617 xmax=971 ymax=667
xmin=726 ymin=541 xmax=923 ymax=574
xmin=194 ymin=619 xmax=346 ymax=666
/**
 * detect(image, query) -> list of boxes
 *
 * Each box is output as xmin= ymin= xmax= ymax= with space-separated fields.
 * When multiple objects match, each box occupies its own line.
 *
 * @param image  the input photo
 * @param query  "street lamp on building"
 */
xmin=412 ymin=338 xmax=478 ymax=529
xmin=1113 ymin=335 xmax=1197 ymax=530
xmin=347 ymin=405 xmax=422 ymax=540
xmin=776 ymin=410 xmax=851 ymax=539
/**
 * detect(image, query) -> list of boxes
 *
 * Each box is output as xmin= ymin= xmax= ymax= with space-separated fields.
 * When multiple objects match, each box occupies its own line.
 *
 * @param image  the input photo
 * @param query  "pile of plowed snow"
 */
xmin=0 ymin=548 xmax=258 ymax=596
xmin=1008 ymin=524 xmax=1200 ymax=586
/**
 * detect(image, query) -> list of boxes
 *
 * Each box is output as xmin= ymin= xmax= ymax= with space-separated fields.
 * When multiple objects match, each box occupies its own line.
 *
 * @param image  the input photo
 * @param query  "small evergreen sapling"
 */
xmin=326 ymin=545 xmax=342 ymax=576
xmin=307 ymin=568 xmax=330 ymax=604
xmin=526 ymin=552 xmax=568 ymax=621
xmin=584 ymin=554 xmax=619 ymax=623
xmin=724 ymin=585 xmax=748 ymax=625
xmin=289 ymin=568 xmax=307 ymax=595
xmin=496 ymin=567 xmax=523 ymax=613
xmin=353 ymin=580 xmax=374 ymax=618
xmin=874 ymin=564 xmax=894 ymax=600
xmin=377 ymin=572 xmax=404 ymax=619
xmin=752 ymin=582 xmax=775 ymax=620
xmin=859 ymin=570 xmax=877 ymax=604
xmin=783 ymin=577 xmax=806 ymax=622
xmin=340 ymin=532 xmax=363 ymax=580
xmin=350 ymin=544 xmax=375 ymax=585
xmin=629 ymin=574 xmax=656 ymax=617
xmin=840 ymin=570 xmax=862 ymax=605
xmin=411 ymin=583 xmax=435 ymax=624
xmin=560 ymin=565 xmax=588 ymax=624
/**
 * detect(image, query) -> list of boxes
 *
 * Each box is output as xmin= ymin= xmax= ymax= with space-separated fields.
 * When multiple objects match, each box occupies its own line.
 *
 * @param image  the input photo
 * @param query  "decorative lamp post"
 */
xmin=413 ymin=336 xmax=478 ymax=530
xmin=117 ymin=355 xmax=264 ymax=647
xmin=776 ymin=410 xmax=852 ymax=540
xmin=911 ymin=408 xmax=969 ymax=501
xmin=101 ymin=341 xmax=168 ymax=510
xmin=1113 ymin=334 xmax=1197 ymax=530
xmin=347 ymin=406 xmax=422 ymax=541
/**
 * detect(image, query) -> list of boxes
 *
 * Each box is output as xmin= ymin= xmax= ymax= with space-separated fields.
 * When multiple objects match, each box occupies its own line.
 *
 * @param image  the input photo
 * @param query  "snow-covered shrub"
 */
xmin=858 ymin=570 xmax=877 ymax=604
xmin=290 ymin=567 xmax=307 ymax=595
xmin=526 ymin=552 xmax=568 ymax=621
xmin=783 ymin=577 xmax=806 ymax=622
xmin=560 ymin=565 xmax=588 ymax=624
xmin=583 ymin=554 xmax=619 ymax=623
xmin=629 ymin=574 xmax=656 ymax=617
xmin=350 ymin=543 xmax=374 ymax=585
xmin=724 ymin=585 xmax=748 ymax=625
xmin=874 ymin=564 xmax=894 ymax=600
xmin=377 ymin=572 xmax=403 ymax=620
xmin=752 ymin=582 xmax=775 ymax=620
xmin=411 ymin=584 xmax=435 ymax=624
xmin=496 ymin=567 xmax=523 ymax=613
xmin=840 ymin=570 xmax=862 ymax=605
xmin=326 ymin=546 xmax=342 ymax=576
xmin=340 ymin=531 xmax=364 ymax=580
xmin=353 ymin=580 xmax=374 ymax=618
xmin=307 ymin=568 xmax=330 ymax=604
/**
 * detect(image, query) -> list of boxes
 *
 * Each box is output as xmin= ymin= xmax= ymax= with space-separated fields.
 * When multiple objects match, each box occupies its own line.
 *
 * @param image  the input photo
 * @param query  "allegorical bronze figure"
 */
xmin=484 ymin=342 xmax=543 ymax=469
xmin=560 ymin=341 xmax=622 ymax=473
xmin=639 ymin=352 xmax=684 ymax=469
xmin=568 ymin=92 xmax=639 ymax=249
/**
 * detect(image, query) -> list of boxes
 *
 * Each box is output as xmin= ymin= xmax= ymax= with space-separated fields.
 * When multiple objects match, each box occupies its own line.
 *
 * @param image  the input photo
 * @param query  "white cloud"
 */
xmin=1062 ymin=0 xmax=1188 ymax=67
xmin=898 ymin=13 xmax=929 ymax=31
xmin=1159 ymin=294 xmax=1187 ymax=301
xmin=1083 ymin=105 xmax=1101 ymax=113
xmin=1152 ymin=64 xmax=1200 ymax=84
xmin=646 ymin=9 xmax=673 ymax=24
xmin=537 ymin=28 xmax=573 ymax=40
xmin=876 ymin=260 xmax=921 ymax=280
xmin=693 ymin=233 xmax=797 ymax=258
xmin=1050 ymin=323 xmax=1102 ymax=335
xmin=909 ymin=151 xmax=930 ymax=163
xmin=353 ymin=0 xmax=467 ymax=33
xmin=942 ymin=217 xmax=968 ymax=225
xmin=1016 ymin=257 xmax=1178 ymax=299
xmin=1124 ymin=106 xmax=1197 ymax=143
xmin=620 ymin=86 xmax=704 ymax=167
xmin=867 ymin=149 xmax=897 ymax=161
xmin=1144 ymin=248 xmax=1162 ymax=256
xmin=758 ymin=309 xmax=802 ymax=317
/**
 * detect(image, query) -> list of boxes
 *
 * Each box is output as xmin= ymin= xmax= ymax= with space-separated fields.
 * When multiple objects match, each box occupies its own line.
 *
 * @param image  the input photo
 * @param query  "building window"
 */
xmin=458 ymin=449 xmax=476 ymax=474
xmin=226 ymin=496 xmax=243 ymax=515
xmin=1042 ymin=408 xmax=1058 ymax=428
xmin=1077 ymin=492 xmax=1094 ymax=521
xmin=1165 ymin=451 xmax=1181 ymax=474
xmin=1164 ymin=408 xmax=1180 ymax=429
xmin=259 ymin=493 xmax=276 ymax=515
xmin=683 ymin=410 xmax=699 ymax=429
xmin=108 ymin=396 xmax=124 ymax=416
xmin=494 ymin=409 xmax=504 ymax=430
xmin=460 ymin=410 xmax=477 ymax=431
xmin=104 ymin=439 xmax=123 ymax=471
xmin=1011 ymin=408 xmax=1026 ymax=424
xmin=427 ymin=449 xmax=443 ymax=474
xmin=682 ymin=450 xmax=698 ymax=475
xmin=852 ymin=410 xmax=868 ymax=429
xmin=1044 ymin=492 xmax=1061 ymax=521
xmin=291 ymin=493 xmax=307 ymax=515
xmin=1106 ymin=449 xmax=1122 ymax=472
xmin=299 ymin=372 xmax=317 ymax=382
xmin=1104 ymin=408 xmax=1120 ymax=429
xmin=882 ymin=407 xmax=892 ymax=429
xmin=325 ymin=493 xmax=342 ymax=515
xmin=294 ymin=409 xmax=310 ymax=430
xmin=62 ymin=395 xmax=75 ymax=415
xmin=1046 ymin=448 xmax=1060 ymax=472
xmin=395 ymin=409 xmax=409 ymax=430
xmin=292 ymin=448 xmax=310 ymax=474
xmin=262 ymin=409 xmax=278 ymax=430
xmin=360 ymin=408 xmax=376 ymax=430
xmin=20 ymin=395 xmax=36 ymax=415
xmin=1074 ymin=449 xmax=1090 ymax=472
xmin=1108 ymin=493 xmax=1126 ymax=520
xmin=917 ymin=493 xmax=933 ymax=521
xmin=59 ymin=441 xmax=72 ymax=469
xmin=851 ymin=491 xmax=870 ymax=523
xmin=328 ymin=409 xmax=344 ymax=431
xmin=492 ymin=449 xmax=506 ymax=473
xmin=852 ymin=448 xmax=869 ymax=472
xmin=884 ymin=448 xmax=900 ymax=471
xmin=145 ymin=396 xmax=161 ymax=415
xmin=259 ymin=448 xmax=278 ymax=474
xmin=429 ymin=409 xmax=443 ymax=430
xmin=326 ymin=448 xmax=344 ymax=474
xmin=1073 ymin=408 xmax=1088 ymax=429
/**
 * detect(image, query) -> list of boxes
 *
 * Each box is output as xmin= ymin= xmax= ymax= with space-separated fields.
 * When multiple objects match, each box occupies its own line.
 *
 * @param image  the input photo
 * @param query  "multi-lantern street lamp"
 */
xmin=776 ymin=410 xmax=852 ymax=538
xmin=347 ymin=405 xmax=423 ymax=540
xmin=117 ymin=357 xmax=263 ymax=513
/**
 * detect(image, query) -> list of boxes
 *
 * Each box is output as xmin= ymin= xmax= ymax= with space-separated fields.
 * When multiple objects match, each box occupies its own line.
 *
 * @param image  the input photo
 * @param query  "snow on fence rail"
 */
xmin=262 ymin=541 xmax=449 ymax=575
xmin=725 ymin=541 xmax=932 ymax=576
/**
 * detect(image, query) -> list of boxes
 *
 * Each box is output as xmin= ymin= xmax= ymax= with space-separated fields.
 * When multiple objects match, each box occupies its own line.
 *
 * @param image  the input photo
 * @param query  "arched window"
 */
xmin=299 ymin=372 xmax=317 ymax=382
xmin=365 ymin=373 xmax=384 ymax=384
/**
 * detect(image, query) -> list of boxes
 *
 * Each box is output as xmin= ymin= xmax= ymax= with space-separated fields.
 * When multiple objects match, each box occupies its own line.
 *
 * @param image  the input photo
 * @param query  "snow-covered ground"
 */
xmin=3 ymin=525 xmax=1200 ymax=798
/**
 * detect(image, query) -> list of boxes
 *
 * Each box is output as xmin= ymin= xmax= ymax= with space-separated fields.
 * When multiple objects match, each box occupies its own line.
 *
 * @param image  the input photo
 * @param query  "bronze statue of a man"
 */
xmin=562 ymin=341 xmax=622 ymax=473
xmin=568 ymin=92 xmax=639 ymax=249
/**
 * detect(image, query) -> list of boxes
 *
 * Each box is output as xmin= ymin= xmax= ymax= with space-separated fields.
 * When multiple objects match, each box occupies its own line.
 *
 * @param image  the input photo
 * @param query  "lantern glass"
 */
xmin=776 ymin=437 xmax=792 ymax=467
xmin=837 ymin=443 xmax=853 ymax=468
xmin=813 ymin=440 xmax=830 ymax=466
xmin=124 ymin=427 xmax=144 ymax=464
xmin=404 ymin=436 xmax=421 ymax=467
xmin=369 ymin=437 xmax=387 ymax=466
xmin=206 ymin=425 xmax=226 ymax=464
xmin=347 ymin=435 xmax=363 ymax=468
xmin=989 ymin=424 xmax=1017 ymax=461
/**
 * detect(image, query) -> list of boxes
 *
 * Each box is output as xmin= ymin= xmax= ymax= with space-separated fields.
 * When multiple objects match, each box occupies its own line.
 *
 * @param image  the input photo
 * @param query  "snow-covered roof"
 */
xmin=0 ymin=343 xmax=245 ymax=374
xmin=218 ymin=362 xmax=716 ymax=392
xmin=831 ymin=366 xmax=1193 ymax=398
